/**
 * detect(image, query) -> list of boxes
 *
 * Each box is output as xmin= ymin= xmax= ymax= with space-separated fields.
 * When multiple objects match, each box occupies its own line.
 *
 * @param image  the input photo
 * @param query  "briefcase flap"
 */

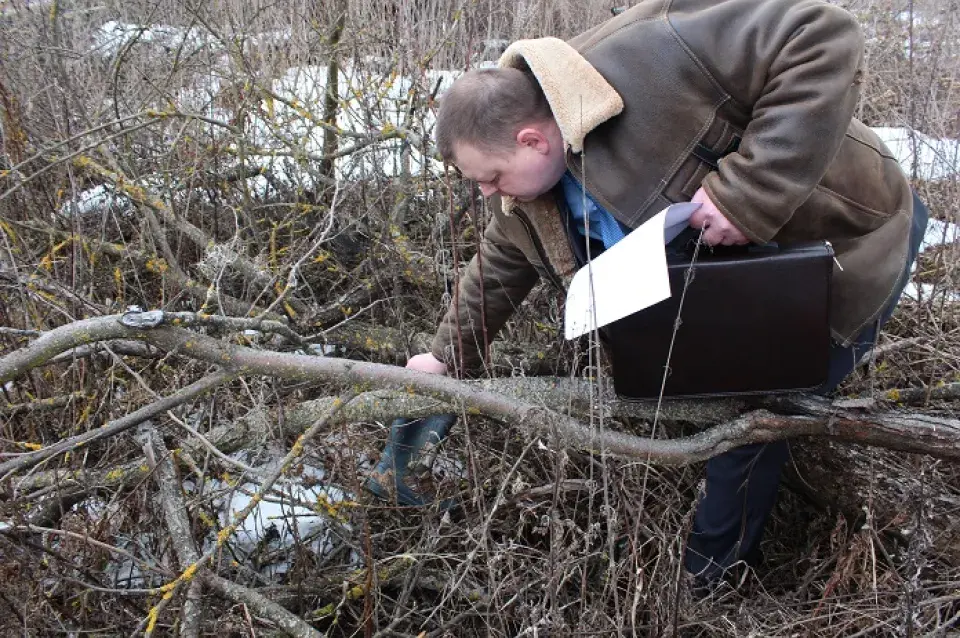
xmin=605 ymin=241 xmax=833 ymax=399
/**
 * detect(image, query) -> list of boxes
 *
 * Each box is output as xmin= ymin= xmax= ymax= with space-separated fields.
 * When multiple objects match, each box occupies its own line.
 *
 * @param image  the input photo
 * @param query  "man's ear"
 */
xmin=516 ymin=127 xmax=551 ymax=154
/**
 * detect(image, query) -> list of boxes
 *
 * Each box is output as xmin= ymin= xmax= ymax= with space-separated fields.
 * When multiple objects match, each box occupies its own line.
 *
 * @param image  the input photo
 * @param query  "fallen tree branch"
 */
xmin=157 ymin=311 xmax=302 ymax=345
xmin=880 ymin=382 xmax=960 ymax=404
xmin=0 ymin=391 xmax=86 ymax=416
xmin=0 ymin=327 xmax=41 ymax=338
xmin=45 ymin=341 xmax=161 ymax=366
xmin=856 ymin=335 xmax=925 ymax=367
xmin=10 ymin=378 xmax=960 ymax=508
xmin=202 ymin=572 xmax=322 ymax=638
xmin=136 ymin=324 xmax=960 ymax=464
xmin=8 ymin=459 xmax=150 ymax=496
xmin=279 ymin=379 xmax=747 ymax=437
xmin=319 ymin=320 xmax=568 ymax=376
xmin=1 ymin=314 xmax=959 ymax=470
xmin=143 ymin=429 xmax=203 ymax=638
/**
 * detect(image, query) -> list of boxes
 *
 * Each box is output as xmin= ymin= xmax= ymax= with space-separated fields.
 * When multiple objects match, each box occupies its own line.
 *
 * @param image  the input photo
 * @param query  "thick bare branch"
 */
xmin=0 ymin=391 xmax=85 ymax=416
xmin=46 ymin=341 xmax=161 ymax=366
xmin=882 ymin=382 xmax=960 ymax=404
xmin=0 ymin=316 xmax=141 ymax=384
xmin=202 ymin=572 xmax=322 ymax=638
xmin=143 ymin=429 xmax=203 ymax=638
xmin=2 ymin=314 xmax=958 ymax=469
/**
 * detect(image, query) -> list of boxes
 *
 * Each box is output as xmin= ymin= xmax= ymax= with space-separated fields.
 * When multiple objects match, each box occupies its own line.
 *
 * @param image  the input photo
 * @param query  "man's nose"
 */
xmin=478 ymin=183 xmax=498 ymax=197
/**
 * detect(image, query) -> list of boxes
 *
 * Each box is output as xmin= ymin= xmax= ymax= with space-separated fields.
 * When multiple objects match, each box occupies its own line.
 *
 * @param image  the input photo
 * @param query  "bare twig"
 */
xmin=0 ymin=368 xmax=238 ymax=479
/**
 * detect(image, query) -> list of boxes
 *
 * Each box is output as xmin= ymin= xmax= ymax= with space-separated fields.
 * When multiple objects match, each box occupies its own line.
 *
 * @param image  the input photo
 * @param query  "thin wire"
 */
xmin=635 ymin=226 xmax=706 ymax=523
xmin=652 ymin=226 xmax=706 ymax=434
xmin=578 ymin=99 xmax=624 ymax=620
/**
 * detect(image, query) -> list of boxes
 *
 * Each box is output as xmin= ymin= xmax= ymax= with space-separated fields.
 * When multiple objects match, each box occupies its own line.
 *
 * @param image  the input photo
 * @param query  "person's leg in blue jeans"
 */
xmin=684 ymin=192 xmax=929 ymax=586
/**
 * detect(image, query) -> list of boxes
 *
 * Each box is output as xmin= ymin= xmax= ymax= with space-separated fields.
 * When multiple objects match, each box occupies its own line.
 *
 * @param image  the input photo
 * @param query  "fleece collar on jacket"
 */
xmin=499 ymin=37 xmax=623 ymax=154
xmin=496 ymin=37 xmax=623 ymax=281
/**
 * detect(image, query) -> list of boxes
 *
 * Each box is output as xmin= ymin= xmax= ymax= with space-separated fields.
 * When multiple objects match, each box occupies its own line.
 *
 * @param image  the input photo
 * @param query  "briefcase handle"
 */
xmin=667 ymin=227 xmax=780 ymax=261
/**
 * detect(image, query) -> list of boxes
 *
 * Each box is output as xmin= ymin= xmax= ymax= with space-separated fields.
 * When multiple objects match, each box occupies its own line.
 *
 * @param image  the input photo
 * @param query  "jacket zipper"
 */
xmin=512 ymin=207 xmax=566 ymax=291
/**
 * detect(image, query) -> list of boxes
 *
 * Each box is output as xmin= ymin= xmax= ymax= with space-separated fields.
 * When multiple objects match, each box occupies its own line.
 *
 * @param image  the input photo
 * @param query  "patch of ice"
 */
xmin=91 ymin=20 xmax=291 ymax=59
xmin=902 ymin=282 xmax=960 ymax=302
xmin=104 ymin=534 xmax=163 ymax=589
xmin=903 ymin=217 xmax=960 ymax=301
xmin=308 ymin=344 xmax=338 ymax=356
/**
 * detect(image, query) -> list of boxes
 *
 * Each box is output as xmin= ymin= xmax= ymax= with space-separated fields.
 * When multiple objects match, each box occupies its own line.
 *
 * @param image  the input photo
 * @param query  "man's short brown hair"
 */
xmin=435 ymin=67 xmax=553 ymax=163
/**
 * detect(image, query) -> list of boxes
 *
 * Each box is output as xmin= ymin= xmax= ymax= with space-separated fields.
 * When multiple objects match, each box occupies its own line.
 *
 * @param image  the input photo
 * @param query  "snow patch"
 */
xmin=871 ymin=127 xmax=960 ymax=182
xmin=209 ymin=458 xmax=354 ymax=578
xmin=921 ymin=217 xmax=959 ymax=252
xmin=91 ymin=20 xmax=217 ymax=57
xmin=58 ymin=184 xmax=130 ymax=219
xmin=91 ymin=20 xmax=292 ymax=58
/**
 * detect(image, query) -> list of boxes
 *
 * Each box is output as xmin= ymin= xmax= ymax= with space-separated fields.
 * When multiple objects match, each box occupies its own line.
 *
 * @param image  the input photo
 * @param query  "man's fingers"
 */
xmin=688 ymin=209 xmax=708 ymax=229
xmin=702 ymin=225 xmax=725 ymax=246
xmin=406 ymin=352 xmax=448 ymax=375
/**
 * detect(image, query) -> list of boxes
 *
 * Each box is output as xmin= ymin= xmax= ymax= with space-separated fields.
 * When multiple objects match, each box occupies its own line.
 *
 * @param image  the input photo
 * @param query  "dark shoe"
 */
xmin=684 ymin=559 xmax=755 ymax=604
xmin=365 ymin=414 xmax=457 ymax=508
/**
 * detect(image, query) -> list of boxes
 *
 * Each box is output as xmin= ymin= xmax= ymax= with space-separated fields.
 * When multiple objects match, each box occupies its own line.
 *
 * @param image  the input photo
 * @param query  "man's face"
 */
xmin=453 ymin=125 xmax=567 ymax=202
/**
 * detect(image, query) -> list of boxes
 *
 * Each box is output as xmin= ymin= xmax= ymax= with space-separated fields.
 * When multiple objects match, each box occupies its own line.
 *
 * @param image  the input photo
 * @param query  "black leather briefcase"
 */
xmin=604 ymin=240 xmax=834 ymax=399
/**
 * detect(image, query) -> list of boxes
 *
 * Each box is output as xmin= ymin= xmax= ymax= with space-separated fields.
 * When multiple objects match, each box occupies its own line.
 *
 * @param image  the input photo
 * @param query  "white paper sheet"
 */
xmin=564 ymin=202 xmax=699 ymax=340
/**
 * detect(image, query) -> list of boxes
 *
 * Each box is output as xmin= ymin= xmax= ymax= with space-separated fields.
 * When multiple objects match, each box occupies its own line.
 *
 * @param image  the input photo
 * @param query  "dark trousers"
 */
xmin=684 ymin=192 xmax=930 ymax=582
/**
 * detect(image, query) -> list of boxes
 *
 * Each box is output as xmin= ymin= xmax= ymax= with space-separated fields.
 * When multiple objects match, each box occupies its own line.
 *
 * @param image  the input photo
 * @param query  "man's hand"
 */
xmin=406 ymin=352 xmax=448 ymax=375
xmin=688 ymin=187 xmax=750 ymax=246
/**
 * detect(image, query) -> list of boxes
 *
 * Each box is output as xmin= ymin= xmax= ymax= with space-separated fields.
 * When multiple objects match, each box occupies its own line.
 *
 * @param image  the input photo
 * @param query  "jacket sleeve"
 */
xmin=430 ymin=213 xmax=540 ymax=376
xmin=670 ymin=0 xmax=866 ymax=242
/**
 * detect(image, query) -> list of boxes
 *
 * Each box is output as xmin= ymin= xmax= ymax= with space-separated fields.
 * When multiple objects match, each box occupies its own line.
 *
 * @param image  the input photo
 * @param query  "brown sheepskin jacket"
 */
xmin=431 ymin=0 xmax=914 ymax=375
